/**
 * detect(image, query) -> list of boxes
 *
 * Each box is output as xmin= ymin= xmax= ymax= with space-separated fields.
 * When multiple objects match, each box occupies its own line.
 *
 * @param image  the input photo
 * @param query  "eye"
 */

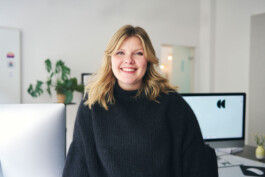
xmin=134 ymin=52 xmax=144 ymax=56
xmin=116 ymin=51 xmax=125 ymax=55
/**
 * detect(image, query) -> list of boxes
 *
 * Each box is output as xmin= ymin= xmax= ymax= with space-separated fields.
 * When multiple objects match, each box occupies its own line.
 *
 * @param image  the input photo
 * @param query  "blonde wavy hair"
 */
xmin=85 ymin=25 xmax=177 ymax=110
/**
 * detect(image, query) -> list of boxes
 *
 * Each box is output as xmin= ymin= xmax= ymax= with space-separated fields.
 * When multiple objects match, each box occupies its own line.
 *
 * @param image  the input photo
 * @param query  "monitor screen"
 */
xmin=0 ymin=104 xmax=66 ymax=177
xmin=181 ymin=93 xmax=246 ymax=148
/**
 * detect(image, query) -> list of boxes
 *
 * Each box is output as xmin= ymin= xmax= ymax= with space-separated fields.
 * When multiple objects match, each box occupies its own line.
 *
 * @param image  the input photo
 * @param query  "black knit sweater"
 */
xmin=62 ymin=84 xmax=218 ymax=177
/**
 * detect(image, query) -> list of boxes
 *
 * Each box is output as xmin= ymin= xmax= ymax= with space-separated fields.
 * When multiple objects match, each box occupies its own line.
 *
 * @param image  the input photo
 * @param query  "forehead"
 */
xmin=118 ymin=36 xmax=144 ymax=50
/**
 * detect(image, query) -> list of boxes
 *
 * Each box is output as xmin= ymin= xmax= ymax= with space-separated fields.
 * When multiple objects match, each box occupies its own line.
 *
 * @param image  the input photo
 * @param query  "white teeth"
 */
xmin=122 ymin=68 xmax=136 ymax=71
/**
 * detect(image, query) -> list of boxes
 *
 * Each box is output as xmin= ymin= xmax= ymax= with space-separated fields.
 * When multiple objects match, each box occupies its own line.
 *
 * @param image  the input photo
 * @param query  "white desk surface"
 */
xmin=218 ymin=154 xmax=265 ymax=177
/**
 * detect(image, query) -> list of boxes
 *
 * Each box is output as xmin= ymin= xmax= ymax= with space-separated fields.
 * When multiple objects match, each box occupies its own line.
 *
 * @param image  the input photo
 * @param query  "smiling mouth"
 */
xmin=121 ymin=68 xmax=137 ymax=72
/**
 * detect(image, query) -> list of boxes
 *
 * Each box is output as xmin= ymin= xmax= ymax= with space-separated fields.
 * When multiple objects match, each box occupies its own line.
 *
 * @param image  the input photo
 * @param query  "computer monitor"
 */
xmin=181 ymin=93 xmax=246 ymax=148
xmin=0 ymin=104 xmax=66 ymax=177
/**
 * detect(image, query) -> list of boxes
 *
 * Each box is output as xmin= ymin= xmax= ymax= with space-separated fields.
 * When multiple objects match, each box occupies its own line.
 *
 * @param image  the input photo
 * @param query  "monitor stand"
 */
xmin=206 ymin=140 xmax=245 ymax=149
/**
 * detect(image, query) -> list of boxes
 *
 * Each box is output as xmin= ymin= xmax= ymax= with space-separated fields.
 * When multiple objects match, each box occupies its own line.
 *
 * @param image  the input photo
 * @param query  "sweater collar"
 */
xmin=114 ymin=82 xmax=138 ymax=95
xmin=114 ymin=82 xmax=143 ymax=101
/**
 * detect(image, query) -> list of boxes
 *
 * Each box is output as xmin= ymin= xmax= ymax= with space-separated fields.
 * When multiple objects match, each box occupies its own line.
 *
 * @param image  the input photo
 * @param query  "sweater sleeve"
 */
xmin=168 ymin=93 xmax=218 ymax=177
xmin=62 ymin=100 xmax=90 ymax=177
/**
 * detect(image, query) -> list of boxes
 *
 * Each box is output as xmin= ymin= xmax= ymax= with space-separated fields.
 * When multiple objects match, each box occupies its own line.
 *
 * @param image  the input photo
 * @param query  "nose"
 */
xmin=124 ymin=54 xmax=135 ymax=64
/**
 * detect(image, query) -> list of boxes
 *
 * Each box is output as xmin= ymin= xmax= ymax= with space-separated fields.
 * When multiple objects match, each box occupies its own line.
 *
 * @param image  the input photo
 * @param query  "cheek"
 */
xmin=111 ymin=57 xmax=117 ymax=69
xmin=111 ymin=57 xmax=120 ymax=75
xmin=140 ymin=59 xmax=148 ymax=72
xmin=111 ymin=56 xmax=121 ymax=66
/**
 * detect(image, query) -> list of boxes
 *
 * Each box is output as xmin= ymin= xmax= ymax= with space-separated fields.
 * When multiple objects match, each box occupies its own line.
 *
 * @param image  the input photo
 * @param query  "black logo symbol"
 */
xmin=217 ymin=100 xmax=225 ymax=109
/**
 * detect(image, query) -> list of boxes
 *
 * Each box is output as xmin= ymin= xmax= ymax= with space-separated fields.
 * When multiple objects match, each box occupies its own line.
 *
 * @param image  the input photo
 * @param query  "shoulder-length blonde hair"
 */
xmin=85 ymin=25 xmax=177 ymax=110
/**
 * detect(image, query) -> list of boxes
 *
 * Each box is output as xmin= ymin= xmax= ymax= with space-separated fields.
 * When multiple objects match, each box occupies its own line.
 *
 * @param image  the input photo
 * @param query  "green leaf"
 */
xmin=55 ymin=60 xmax=70 ymax=81
xmin=45 ymin=59 xmax=52 ymax=73
xmin=27 ymin=84 xmax=35 ymax=97
xmin=49 ymin=72 xmax=54 ymax=80
xmin=71 ymin=78 xmax=78 ymax=85
xmin=46 ymin=87 xmax=51 ymax=96
xmin=35 ymin=81 xmax=44 ymax=96
xmin=61 ymin=66 xmax=70 ymax=80
xmin=64 ymin=90 xmax=73 ymax=104
xmin=27 ymin=81 xmax=44 ymax=97
xmin=55 ymin=80 xmax=65 ymax=94
xmin=55 ymin=60 xmax=63 ymax=73
xmin=46 ymin=79 xmax=52 ymax=96
xmin=76 ymin=84 xmax=85 ymax=92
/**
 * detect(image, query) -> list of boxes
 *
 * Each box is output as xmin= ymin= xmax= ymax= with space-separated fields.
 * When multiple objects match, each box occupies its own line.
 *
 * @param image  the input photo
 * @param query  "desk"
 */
xmin=234 ymin=145 xmax=265 ymax=163
xmin=219 ymin=145 xmax=265 ymax=177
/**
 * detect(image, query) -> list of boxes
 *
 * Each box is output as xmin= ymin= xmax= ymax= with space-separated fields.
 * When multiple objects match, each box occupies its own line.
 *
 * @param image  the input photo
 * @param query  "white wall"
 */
xmin=248 ymin=12 xmax=265 ymax=146
xmin=213 ymin=0 xmax=265 ymax=93
xmin=0 ymin=0 xmax=200 ymax=104
xmin=198 ymin=0 xmax=215 ymax=92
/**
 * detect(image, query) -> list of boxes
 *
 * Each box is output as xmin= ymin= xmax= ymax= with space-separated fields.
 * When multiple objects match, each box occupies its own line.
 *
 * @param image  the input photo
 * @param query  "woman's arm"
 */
xmin=62 ymin=100 xmax=90 ymax=177
xmin=167 ymin=93 xmax=218 ymax=177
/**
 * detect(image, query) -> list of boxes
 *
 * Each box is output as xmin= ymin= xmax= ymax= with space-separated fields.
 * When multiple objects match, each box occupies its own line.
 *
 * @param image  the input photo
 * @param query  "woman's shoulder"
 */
xmin=159 ymin=90 xmax=193 ymax=112
xmin=159 ymin=90 xmax=183 ymax=102
xmin=75 ymin=97 xmax=91 ymax=117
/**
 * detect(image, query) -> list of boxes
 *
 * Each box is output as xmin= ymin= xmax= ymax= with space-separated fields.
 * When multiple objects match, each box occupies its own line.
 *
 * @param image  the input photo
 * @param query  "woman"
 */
xmin=63 ymin=25 xmax=218 ymax=177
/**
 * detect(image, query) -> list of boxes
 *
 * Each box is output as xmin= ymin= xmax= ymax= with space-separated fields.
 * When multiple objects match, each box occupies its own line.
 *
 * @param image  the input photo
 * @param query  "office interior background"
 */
xmin=0 ymin=0 xmax=265 ymax=147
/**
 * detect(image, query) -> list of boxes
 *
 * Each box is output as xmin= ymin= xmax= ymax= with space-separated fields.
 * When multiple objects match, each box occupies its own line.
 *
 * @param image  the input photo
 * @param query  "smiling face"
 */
xmin=111 ymin=36 xmax=148 ymax=91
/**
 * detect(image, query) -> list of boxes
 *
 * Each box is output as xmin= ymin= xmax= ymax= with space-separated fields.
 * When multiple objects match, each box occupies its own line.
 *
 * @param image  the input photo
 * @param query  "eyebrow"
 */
xmin=118 ymin=48 xmax=144 ymax=51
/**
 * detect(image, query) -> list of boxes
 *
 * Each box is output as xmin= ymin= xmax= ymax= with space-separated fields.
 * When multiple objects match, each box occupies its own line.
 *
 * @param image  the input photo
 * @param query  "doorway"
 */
xmin=160 ymin=44 xmax=195 ymax=93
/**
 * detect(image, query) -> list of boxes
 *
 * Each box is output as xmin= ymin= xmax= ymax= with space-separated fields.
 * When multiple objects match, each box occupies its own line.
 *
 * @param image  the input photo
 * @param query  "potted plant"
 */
xmin=28 ymin=59 xmax=84 ymax=104
xmin=254 ymin=133 xmax=265 ymax=160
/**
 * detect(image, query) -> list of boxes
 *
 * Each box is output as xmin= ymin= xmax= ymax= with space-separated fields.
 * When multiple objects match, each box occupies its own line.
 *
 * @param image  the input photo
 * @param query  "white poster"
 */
xmin=0 ymin=28 xmax=21 ymax=103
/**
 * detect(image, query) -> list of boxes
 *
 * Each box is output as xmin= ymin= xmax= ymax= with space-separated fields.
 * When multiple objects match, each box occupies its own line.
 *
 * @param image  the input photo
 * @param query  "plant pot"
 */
xmin=255 ymin=145 xmax=265 ymax=160
xmin=57 ymin=94 xmax=66 ymax=103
